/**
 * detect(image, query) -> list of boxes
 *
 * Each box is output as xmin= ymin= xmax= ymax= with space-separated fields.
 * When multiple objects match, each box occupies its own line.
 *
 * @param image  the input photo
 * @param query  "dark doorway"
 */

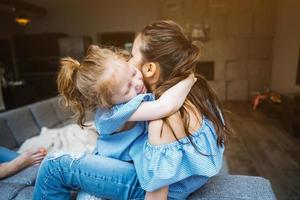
xmin=97 ymin=32 xmax=135 ymax=49
xmin=0 ymin=39 xmax=14 ymax=80
xmin=196 ymin=61 xmax=214 ymax=81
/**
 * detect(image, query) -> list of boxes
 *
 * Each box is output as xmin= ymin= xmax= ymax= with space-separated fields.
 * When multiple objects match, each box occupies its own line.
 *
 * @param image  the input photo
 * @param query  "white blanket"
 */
xmin=18 ymin=122 xmax=98 ymax=154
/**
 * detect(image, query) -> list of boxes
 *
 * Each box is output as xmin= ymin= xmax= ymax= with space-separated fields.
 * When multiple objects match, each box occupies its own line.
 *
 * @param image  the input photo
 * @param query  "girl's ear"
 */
xmin=141 ymin=62 xmax=157 ymax=78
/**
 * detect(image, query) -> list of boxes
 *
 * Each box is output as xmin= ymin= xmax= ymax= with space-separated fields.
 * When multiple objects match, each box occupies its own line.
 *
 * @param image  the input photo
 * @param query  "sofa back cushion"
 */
xmin=29 ymin=100 xmax=60 ymax=128
xmin=50 ymin=97 xmax=74 ymax=122
xmin=0 ymin=117 xmax=18 ymax=149
xmin=3 ymin=107 xmax=40 ymax=145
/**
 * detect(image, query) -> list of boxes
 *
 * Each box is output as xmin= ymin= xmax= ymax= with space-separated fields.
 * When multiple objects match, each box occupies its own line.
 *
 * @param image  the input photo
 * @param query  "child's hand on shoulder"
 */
xmin=189 ymin=73 xmax=197 ymax=83
xmin=186 ymin=73 xmax=197 ymax=86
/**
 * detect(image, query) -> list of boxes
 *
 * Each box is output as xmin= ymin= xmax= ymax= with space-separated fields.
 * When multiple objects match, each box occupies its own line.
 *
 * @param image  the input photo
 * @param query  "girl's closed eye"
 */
xmin=124 ymin=83 xmax=131 ymax=95
xmin=132 ymin=68 xmax=137 ymax=77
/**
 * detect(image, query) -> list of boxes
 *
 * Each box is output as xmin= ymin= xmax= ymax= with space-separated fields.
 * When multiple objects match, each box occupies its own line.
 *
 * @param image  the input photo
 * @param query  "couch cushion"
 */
xmin=50 ymin=97 xmax=74 ymax=122
xmin=14 ymin=186 xmax=34 ymax=200
xmin=0 ymin=182 xmax=26 ymax=200
xmin=0 ymin=117 xmax=18 ymax=149
xmin=3 ymin=107 xmax=40 ymax=145
xmin=30 ymin=100 xmax=60 ymax=128
xmin=188 ymin=175 xmax=276 ymax=200
xmin=13 ymin=187 xmax=78 ymax=200
xmin=54 ymin=118 xmax=76 ymax=128
xmin=217 ymin=158 xmax=229 ymax=175
xmin=0 ymin=164 xmax=40 ymax=186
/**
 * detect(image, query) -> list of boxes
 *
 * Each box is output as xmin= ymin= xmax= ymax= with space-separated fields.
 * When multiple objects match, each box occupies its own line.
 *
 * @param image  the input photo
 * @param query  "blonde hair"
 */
xmin=57 ymin=45 xmax=125 ymax=127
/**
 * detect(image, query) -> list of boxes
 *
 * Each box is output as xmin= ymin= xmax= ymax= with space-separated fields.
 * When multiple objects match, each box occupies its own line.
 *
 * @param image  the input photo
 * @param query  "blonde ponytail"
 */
xmin=58 ymin=57 xmax=80 ymax=104
xmin=57 ymin=45 xmax=124 ymax=128
xmin=57 ymin=57 xmax=87 ymax=127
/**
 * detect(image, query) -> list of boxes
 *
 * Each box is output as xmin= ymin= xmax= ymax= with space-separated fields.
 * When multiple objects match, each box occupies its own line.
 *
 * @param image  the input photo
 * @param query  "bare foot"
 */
xmin=0 ymin=148 xmax=47 ymax=179
xmin=14 ymin=148 xmax=47 ymax=167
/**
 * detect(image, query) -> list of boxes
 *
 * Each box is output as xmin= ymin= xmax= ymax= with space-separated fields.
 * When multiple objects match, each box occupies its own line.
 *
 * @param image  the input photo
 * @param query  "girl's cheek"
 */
xmin=138 ymin=71 xmax=143 ymax=79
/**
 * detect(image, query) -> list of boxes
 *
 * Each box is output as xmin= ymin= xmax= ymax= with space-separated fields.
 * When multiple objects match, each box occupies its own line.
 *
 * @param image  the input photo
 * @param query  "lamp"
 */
xmin=15 ymin=14 xmax=31 ymax=26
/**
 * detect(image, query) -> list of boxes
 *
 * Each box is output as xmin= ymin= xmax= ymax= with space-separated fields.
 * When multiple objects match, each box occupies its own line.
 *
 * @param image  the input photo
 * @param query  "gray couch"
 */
xmin=0 ymin=97 xmax=277 ymax=200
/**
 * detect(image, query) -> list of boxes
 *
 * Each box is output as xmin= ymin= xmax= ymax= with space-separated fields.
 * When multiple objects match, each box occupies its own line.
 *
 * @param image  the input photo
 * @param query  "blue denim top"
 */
xmin=94 ymin=93 xmax=154 ymax=161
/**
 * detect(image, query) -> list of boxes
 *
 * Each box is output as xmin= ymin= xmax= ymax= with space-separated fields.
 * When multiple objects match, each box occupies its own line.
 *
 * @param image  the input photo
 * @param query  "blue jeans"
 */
xmin=33 ymin=152 xmax=191 ymax=200
xmin=0 ymin=146 xmax=20 ymax=163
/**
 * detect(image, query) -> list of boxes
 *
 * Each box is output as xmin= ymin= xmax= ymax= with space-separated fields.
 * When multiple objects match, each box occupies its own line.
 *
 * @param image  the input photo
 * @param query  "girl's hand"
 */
xmin=187 ymin=73 xmax=197 ymax=85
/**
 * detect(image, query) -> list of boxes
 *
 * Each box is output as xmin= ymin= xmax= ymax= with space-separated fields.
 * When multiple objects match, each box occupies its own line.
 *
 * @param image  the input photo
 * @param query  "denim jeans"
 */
xmin=33 ymin=152 xmax=144 ymax=200
xmin=0 ymin=146 xmax=20 ymax=163
xmin=33 ymin=152 xmax=191 ymax=200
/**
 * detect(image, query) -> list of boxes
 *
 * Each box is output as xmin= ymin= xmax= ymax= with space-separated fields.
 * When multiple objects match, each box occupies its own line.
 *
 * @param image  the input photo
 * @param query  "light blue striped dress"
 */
xmin=94 ymin=93 xmax=224 ymax=198
xmin=129 ymin=116 xmax=224 ymax=194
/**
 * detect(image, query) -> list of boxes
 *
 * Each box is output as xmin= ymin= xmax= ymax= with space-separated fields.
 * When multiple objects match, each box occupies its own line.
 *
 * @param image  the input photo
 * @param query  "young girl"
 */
xmin=57 ymin=45 xmax=196 ymax=199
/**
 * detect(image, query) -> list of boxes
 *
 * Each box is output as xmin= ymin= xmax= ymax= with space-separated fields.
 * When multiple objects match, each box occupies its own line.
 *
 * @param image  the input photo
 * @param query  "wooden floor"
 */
xmin=224 ymin=101 xmax=300 ymax=200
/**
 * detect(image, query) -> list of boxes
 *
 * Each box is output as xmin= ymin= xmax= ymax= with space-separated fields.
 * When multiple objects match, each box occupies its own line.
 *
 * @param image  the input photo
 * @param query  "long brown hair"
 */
xmin=57 ymin=45 xmax=125 ymax=127
xmin=139 ymin=20 xmax=234 ymax=147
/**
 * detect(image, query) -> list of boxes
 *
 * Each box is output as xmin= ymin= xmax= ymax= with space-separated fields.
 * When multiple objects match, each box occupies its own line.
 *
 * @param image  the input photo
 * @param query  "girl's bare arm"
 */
xmin=128 ymin=73 xmax=196 ymax=121
xmin=145 ymin=186 xmax=169 ymax=200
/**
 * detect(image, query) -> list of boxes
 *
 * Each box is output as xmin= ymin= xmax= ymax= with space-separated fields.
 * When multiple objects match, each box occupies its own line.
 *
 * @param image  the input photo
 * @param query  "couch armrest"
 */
xmin=0 ymin=164 xmax=39 ymax=186
xmin=188 ymin=175 xmax=276 ymax=200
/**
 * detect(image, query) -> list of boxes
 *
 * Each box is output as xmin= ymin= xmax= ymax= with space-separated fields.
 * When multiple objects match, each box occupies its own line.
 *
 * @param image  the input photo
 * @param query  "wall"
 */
xmin=24 ymin=0 xmax=278 ymax=100
xmin=271 ymin=0 xmax=300 ymax=94
xmin=0 ymin=14 xmax=21 ymax=38
xmin=25 ymin=0 xmax=159 ymax=41
xmin=160 ymin=0 xmax=276 ymax=100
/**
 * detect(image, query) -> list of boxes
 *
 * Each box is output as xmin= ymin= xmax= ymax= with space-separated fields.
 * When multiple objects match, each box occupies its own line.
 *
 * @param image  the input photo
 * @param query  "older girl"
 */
xmin=127 ymin=20 xmax=231 ymax=199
